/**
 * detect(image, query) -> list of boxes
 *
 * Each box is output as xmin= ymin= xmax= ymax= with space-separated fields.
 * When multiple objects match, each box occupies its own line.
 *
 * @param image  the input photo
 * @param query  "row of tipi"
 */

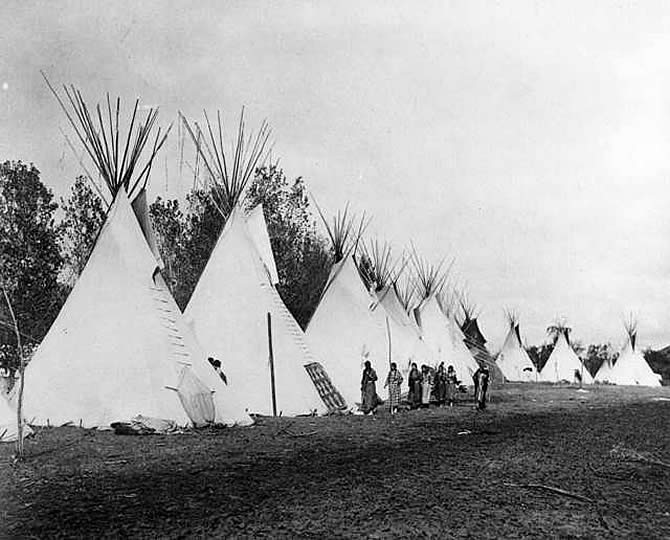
xmin=0 ymin=85 xmax=662 ymax=440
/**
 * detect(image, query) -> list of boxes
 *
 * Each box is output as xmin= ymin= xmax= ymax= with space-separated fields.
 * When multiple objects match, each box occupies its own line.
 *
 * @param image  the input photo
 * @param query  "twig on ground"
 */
xmin=289 ymin=430 xmax=318 ymax=438
xmin=504 ymin=482 xmax=594 ymax=503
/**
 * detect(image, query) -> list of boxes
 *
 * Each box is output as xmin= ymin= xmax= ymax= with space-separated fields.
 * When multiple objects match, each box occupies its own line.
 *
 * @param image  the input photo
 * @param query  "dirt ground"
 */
xmin=1 ymin=384 xmax=669 ymax=539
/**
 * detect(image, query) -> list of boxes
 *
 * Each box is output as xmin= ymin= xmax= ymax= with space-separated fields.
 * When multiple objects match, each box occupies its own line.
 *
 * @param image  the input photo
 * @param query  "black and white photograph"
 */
xmin=1 ymin=1 xmax=669 ymax=538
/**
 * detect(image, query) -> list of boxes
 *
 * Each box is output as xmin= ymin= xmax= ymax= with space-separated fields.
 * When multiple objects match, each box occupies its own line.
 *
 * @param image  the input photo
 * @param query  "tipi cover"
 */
xmin=594 ymin=358 xmax=614 ymax=383
xmin=374 ymin=286 xmax=436 ymax=384
xmin=21 ymin=192 xmax=251 ymax=428
xmin=414 ymin=296 xmax=479 ymax=383
xmin=306 ymin=255 xmax=391 ymax=408
xmin=497 ymin=324 xmax=536 ymax=382
xmin=539 ymin=331 xmax=593 ymax=384
xmin=607 ymin=334 xmax=662 ymax=387
xmin=184 ymin=206 xmax=331 ymax=417
xmin=461 ymin=318 xmax=505 ymax=385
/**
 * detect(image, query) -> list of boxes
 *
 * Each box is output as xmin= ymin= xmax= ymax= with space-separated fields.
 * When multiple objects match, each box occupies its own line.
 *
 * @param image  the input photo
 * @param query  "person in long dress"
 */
xmin=360 ymin=360 xmax=379 ymax=414
xmin=473 ymin=366 xmax=490 ymax=410
xmin=408 ymin=363 xmax=422 ymax=409
xmin=435 ymin=362 xmax=447 ymax=406
xmin=446 ymin=365 xmax=458 ymax=407
xmin=420 ymin=364 xmax=433 ymax=409
xmin=384 ymin=362 xmax=403 ymax=415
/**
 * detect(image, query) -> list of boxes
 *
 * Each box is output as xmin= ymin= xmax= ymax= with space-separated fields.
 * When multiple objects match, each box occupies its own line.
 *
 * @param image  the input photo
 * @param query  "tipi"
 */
xmin=305 ymin=209 xmax=392 ymax=408
xmin=21 ymin=83 xmax=251 ymax=428
xmin=362 ymin=242 xmax=436 ymax=384
xmin=539 ymin=324 xmax=592 ymax=384
xmin=181 ymin=111 xmax=340 ymax=417
xmin=606 ymin=320 xmax=662 ymax=387
xmin=455 ymin=295 xmax=505 ymax=385
xmin=496 ymin=311 xmax=536 ymax=382
xmin=411 ymin=257 xmax=479 ymax=383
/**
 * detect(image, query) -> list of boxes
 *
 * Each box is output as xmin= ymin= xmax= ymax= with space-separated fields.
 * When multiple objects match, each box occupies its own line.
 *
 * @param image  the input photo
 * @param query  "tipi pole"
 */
xmin=2 ymin=288 xmax=24 ymax=458
xmin=267 ymin=312 xmax=277 ymax=417
xmin=386 ymin=316 xmax=392 ymax=368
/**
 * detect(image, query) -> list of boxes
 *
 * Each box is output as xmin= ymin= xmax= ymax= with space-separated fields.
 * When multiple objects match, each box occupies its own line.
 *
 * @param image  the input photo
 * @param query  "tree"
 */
xmin=245 ymin=165 xmax=330 ymax=327
xmin=59 ymin=176 xmax=107 ymax=283
xmin=149 ymin=189 xmax=223 ymax=310
xmin=0 ymin=161 xmax=64 ymax=374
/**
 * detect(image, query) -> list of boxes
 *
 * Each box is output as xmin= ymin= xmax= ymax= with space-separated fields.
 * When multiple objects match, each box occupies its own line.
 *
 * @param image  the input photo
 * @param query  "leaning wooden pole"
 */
xmin=2 ymin=288 xmax=24 ymax=458
xmin=267 ymin=312 xmax=277 ymax=417
xmin=385 ymin=316 xmax=392 ymax=368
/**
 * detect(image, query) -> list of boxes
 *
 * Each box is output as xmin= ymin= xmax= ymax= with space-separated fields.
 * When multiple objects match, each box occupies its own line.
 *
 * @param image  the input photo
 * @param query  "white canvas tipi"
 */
xmin=183 ymin=205 xmax=332 ymax=416
xmin=497 ymin=317 xmax=536 ymax=382
xmin=24 ymin=84 xmax=251 ymax=428
xmin=414 ymin=295 xmax=479 ymax=383
xmin=594 ymin=357 xmax=614 ymax=384
xmin=539 ymin=330 xmax=593 ymax=384
xmin=306 ymin=254 xmax=391 ymax=408
xmin=374 ymin=286 xmax=435 ymax=387
xmin=22 ymin=192 xmax=251 ymax=427
xmin=607 ymin=326 xmax=662 ymax=387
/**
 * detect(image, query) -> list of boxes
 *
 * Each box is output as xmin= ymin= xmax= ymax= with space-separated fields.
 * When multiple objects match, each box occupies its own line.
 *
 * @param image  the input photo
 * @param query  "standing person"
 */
xmin=473 ymin=366 xmax=490 ymax=410
xmin=360 ymin=361 xmax=379 ymax=414
xmin=446 ymin=365 xmax=458 ymax=407
xmin=384 ymin=362 xmax=403 ymax=415
xmin=408 ymin=362 xmax=422 ymax=410
xmin=420 ymin=365 xmax=433 ymax=409
xmin=435 ymin=362 xmax=447 ymax=406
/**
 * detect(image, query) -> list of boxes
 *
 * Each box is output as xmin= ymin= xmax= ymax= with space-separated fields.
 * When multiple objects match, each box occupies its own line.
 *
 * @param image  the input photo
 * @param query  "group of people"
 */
xmin=360 ymin=360 xmax=491 ymax=415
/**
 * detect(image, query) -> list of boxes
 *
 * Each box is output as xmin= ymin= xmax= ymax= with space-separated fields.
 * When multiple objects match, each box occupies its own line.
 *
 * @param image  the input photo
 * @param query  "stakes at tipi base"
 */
xmin=0 ymin=392 xmax=32 ymax=443
xmin=538 ymin=324 xmax=593 ymax=385
xmin=20 ymin=81 xmax=252 ymax=429
xmin=604 ymin=319 xmax=662 ymax=387
xmin=496 ymin=310 xmax=536 ymax=382
xmin=181 ymin=110 xmax=343 ymax=417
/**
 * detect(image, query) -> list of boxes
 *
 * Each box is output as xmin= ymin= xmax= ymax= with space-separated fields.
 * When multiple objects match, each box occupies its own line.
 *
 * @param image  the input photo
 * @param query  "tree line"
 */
xmin=0 ymin=159 xmax=662 ymax=382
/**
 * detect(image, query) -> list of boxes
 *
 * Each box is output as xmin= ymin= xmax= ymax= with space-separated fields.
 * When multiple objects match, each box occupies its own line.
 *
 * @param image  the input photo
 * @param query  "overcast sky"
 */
xmin=2 ymin=1 xmax=670 ymax=350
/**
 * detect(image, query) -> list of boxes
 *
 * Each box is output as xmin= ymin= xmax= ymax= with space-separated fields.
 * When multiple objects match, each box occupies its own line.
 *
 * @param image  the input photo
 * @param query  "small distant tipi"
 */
xmin=605 ymin=318 xmax=662 ymax=387
xmin=539 ymin=321 xmax=592 ymax=384
xmin=496 ymin=311 xmax=536 ymax=382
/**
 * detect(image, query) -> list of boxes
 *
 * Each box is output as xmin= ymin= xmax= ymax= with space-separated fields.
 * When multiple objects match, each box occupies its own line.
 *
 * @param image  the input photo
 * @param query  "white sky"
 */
xmin=2 ymin=1 xmax=670 ymax=350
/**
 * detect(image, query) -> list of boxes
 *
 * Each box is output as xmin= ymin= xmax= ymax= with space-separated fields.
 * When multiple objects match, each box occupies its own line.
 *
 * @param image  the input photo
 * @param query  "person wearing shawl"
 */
xmin=446 ymin=365 xmax=458 ymax=407
xmin=360 ymin=360 xmax=379 ymax=414
xmin=384 ymin=362 xmax=403 ymax=415
xmin=435 ymin=362 xmax=447 ymax=406
xmin=420 ymin=364 xmax=433 ymax=408
xmin=408 ymin=363 xmax=422 ymax=409
xmin=473 ymin=365 xmax=490 ymax=410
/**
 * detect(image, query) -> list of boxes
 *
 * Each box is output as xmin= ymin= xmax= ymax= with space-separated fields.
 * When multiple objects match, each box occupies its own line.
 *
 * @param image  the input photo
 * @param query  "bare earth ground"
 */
xmin=1 ymin=384 xmax=669 ymax=539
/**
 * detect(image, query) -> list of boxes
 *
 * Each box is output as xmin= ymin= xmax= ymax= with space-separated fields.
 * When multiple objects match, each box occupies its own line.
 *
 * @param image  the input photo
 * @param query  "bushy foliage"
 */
xmin=246 ymin=165 xmax=330 ymax=327
xmin=59 ymin=176 xmax=107 ymax=282
xmin=0 ymin=161 xmax=64 ymax=373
